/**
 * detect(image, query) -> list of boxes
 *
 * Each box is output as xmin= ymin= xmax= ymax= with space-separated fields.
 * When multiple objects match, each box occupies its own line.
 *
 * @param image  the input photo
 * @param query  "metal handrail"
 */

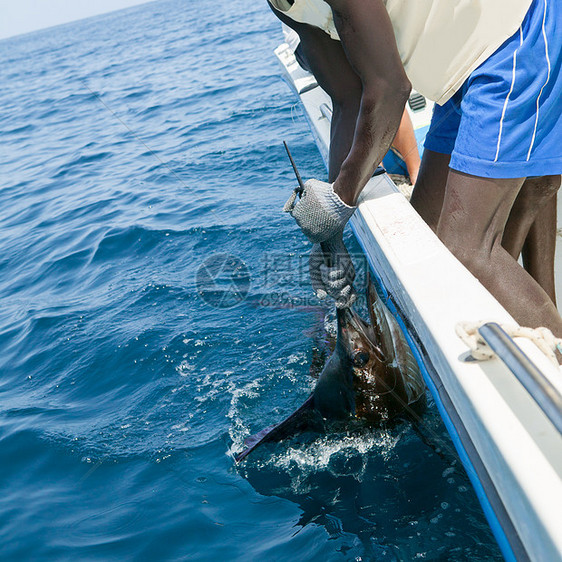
xmin=319 ymin=103 xmax=332 ymax=121
xmin=478 ymin=322 xmax=562 ymax=435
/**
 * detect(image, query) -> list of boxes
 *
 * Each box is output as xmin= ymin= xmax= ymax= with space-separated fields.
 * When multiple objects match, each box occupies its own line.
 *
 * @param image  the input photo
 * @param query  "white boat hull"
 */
xmin=275 ymin=42 xmax=562 ymax=562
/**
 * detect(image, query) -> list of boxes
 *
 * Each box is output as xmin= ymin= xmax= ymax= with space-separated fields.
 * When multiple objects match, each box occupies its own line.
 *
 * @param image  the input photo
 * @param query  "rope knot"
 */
xmin=455 ymin=321 xmax=562 ymax=367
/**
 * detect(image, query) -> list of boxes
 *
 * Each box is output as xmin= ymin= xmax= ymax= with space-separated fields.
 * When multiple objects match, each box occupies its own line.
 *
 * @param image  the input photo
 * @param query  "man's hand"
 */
xmin=284 ymin=179 xmax=356 ymax=244
xmin=309 ymin=237 xmax=356 ymax=308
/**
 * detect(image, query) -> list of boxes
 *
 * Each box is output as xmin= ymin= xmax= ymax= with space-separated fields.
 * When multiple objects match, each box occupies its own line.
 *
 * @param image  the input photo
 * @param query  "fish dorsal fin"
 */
xmin=368 ymin=274 xmax=411 ymax=368
xmin=366 ymin=275 xmax=425 ymax=407
xmin=366 ymin=275 xmax=391 ymax=356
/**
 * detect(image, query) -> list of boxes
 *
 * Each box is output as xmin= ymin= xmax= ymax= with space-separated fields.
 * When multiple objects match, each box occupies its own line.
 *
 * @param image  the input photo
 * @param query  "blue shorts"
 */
xmin=424 ymin=0 xmax=562 ymax=179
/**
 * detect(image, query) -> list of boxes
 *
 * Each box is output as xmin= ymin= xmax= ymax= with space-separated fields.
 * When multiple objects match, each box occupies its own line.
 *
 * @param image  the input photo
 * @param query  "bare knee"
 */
xmin=442 ymin=235 xmax=490 ymax=279
xmin=533 ymin=174 xmax=561 ymax=196
xmin=520 ymin=175 xmax=561 ymax=208
xmin=437 ymin=221 xmax=498 ymax=284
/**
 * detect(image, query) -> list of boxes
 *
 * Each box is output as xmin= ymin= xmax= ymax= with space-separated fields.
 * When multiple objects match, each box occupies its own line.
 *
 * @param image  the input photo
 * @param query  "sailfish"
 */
xmin=235 ymin=277 xmax=426 ymax=463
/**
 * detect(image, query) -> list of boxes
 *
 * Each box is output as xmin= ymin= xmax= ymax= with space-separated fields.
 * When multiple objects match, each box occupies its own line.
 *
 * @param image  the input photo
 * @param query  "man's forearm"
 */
xmin=334 ymin=83 xmax=409 ymax=205
xmin=326 ymin=0 xmax=411 ymax=205
xmin=328 ymin=98 xmax=360 ymax=183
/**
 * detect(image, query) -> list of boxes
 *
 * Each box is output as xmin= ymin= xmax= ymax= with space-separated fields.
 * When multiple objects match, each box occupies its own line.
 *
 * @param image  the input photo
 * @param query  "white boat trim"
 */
xmin=274 ymin=42 xmax=562 ymax=562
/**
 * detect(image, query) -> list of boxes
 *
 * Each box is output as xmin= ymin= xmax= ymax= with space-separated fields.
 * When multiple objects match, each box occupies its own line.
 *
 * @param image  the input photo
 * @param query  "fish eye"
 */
xmin=352 ymin=349 xmax=370 ymax=367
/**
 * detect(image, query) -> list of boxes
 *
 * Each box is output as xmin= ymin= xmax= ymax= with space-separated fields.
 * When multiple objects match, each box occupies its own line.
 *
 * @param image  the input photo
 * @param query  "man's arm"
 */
xmin=269 ymin=1 xmax=411 ymax=305
xmin=270 ymin=1 xmax=411 ymax=195
xmin=325 ymin=0 xmax=411 ymax=204
xmin=269 ymin=6 xmax=362 ymax=182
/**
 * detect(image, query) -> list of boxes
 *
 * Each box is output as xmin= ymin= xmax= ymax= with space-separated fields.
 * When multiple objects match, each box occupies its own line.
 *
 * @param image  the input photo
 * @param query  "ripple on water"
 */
xmin=0 ymin=0 xmax=502 ymax=559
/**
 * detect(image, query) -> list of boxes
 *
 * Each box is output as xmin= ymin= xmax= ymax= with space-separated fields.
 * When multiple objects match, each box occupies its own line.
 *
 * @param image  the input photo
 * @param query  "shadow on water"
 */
xmin=233 ymin=307 xmax=501 ymax=561
xmin=237 ymin=417 xmax=500 ymax=561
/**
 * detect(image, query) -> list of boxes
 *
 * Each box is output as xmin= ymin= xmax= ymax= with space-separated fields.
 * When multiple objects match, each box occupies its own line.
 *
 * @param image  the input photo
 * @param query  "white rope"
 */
xmin=455 ymin=321 xmax=562 ymax=367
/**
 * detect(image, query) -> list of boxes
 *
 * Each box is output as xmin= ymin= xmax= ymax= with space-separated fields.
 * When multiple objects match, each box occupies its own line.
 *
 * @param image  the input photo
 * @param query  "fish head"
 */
xmin=336 ymin=277 xmax=426 ymax=423
xmin=335 ymin=305 xmax=399 ymax=422
xmin=336 ymin=307 xmax=385 ymax=373
xmin=312 ymin=306 xmax=386 ymax=421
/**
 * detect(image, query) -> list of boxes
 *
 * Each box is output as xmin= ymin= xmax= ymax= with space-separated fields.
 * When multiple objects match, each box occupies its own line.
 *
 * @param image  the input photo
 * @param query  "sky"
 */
xmin=0 ymin=0 xmax=151 ymax=40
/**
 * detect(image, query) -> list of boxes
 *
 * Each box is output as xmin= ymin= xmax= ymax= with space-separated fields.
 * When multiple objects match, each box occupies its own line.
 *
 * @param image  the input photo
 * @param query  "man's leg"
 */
xmin=410 ymin=150 xmax=451 ymax=232
xmin=437 ymin=170 xmax=562 ymax=336
xmin=522 ymin=197 xmax=558 ymax=304
xmin=411 ymin=88 xmax=462 ymax=231
xmin=502 ymin=175 xmax=561 ymax=303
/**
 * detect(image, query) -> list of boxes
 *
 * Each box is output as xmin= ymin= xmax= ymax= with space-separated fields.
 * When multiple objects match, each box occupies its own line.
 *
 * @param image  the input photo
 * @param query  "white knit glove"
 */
xmin=309 ymin=237 xmax=356 ymax=309
xmin=284 ymin=179 xmax=356 ymax=244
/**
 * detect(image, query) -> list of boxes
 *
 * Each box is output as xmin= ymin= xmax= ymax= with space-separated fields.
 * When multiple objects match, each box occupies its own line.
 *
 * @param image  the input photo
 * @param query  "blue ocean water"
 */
xmin=0 ymin=1 xmax=502 ymax=559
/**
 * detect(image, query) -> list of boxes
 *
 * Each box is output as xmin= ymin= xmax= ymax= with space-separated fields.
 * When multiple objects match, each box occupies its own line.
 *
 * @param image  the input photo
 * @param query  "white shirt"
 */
xmin=269 ymin=0 xmax=533 ymax=104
